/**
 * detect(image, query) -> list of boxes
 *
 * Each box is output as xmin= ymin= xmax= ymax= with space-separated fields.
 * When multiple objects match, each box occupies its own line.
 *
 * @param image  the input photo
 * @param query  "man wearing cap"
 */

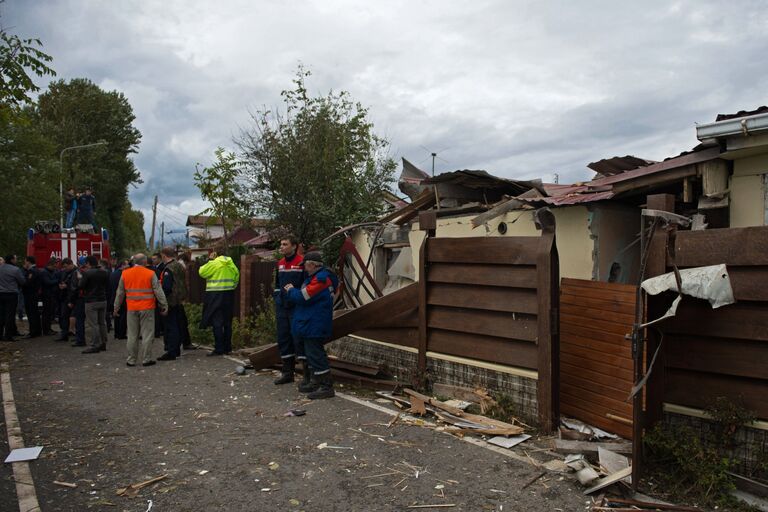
xmin=284 ymin=251 xmax=338 ymax=400
xmin=199 ymin=250 xmax=240 ymax=356
xmin=272 ymin=235 xmax=306 ymax=386
xmin=114 ymin=253 xmax=168 ymax=367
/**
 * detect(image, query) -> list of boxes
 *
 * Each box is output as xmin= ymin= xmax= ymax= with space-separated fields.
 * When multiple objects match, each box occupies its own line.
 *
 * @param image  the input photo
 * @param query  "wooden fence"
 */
xmin=186 ymin=258 xmax=274 ymax=319
xmin=560 ymin=278 xmax=635 ymax=439
xmin=332 ymin=208 xmax=560 ymax=430
xmin=645 ymin=226 xmax=768 ymax=426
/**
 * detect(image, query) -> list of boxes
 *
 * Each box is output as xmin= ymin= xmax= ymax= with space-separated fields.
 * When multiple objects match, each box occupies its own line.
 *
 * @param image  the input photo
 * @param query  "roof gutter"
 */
xmin=696 ymin=112 xmax=768 ymax=141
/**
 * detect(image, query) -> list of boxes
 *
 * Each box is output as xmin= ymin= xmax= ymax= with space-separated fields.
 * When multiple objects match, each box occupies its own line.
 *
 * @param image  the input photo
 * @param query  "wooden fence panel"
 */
xmin=559 ymin=278 xmax=636 ymax=439
xmin=648 ymin=225 xmax=768 ymax=422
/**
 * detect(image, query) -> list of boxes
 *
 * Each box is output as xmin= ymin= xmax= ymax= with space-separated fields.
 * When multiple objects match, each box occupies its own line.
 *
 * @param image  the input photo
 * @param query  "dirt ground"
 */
xmin=0 ymin=332 xmax=592 ymax=512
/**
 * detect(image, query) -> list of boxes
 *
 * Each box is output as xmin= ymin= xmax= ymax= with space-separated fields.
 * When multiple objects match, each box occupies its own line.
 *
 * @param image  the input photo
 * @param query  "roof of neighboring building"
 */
xmin=715 ymin=106 xmax=768 ymax=122
xmin=186 ymin=215 xmax=271 ymax=228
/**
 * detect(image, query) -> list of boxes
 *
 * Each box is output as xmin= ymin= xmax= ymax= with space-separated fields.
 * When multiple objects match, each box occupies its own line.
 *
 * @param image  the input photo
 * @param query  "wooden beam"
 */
xmin=331 ymin=283 xmax=418 ymax=341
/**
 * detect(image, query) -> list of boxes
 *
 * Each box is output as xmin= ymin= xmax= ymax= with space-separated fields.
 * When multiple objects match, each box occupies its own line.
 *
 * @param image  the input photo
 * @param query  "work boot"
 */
xmin=273 ymin=358 xmax=295 ymax=385
xmin=307 ymin=372 xmax=335 ymax=400
xmin=297 ymin=362 xmax=317 ymax=393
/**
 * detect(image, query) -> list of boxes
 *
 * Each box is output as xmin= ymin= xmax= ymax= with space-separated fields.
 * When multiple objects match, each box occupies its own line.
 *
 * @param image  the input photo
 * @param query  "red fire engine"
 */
xmin=26 ymin=221 xmax=111 ymax=264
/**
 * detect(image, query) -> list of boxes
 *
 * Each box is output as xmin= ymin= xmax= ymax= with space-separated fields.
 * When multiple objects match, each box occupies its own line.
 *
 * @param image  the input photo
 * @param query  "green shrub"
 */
xmin=184 ymin=295 xmax=276 ymax=350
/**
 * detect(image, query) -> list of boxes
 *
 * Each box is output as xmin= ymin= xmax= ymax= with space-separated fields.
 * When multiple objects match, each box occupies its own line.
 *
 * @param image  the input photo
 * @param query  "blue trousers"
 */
xmin=301 ymin=337 xmax=330 ymax=374
xmin=276 ymin=308 xmax=304 ymax=361
xmin=211 ymin=307 xmax=232 ymax=354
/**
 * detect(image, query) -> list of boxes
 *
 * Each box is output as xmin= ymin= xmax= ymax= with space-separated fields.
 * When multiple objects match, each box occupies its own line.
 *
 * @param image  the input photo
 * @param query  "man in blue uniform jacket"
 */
xmin=284 ymin=251 xmax=337 ymax=400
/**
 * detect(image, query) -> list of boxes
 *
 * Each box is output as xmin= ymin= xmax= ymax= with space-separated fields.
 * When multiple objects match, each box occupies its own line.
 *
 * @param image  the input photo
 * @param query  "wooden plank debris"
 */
xmin=552 ymin=439 xmax=632 ymax=456
xmin=116 ymin=474 xmax=168 ymax=497
xmin=583 ymin=466 xmax=632 ymax=495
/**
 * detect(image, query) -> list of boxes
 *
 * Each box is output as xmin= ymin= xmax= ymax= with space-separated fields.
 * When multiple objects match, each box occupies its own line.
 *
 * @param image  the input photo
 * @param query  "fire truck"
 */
xmin=26 ymin=220 xmax=111 ymax=264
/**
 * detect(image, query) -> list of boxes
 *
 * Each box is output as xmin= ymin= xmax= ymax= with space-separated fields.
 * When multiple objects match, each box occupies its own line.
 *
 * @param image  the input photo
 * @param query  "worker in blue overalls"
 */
xmin=272 ymin=235 xmax=306 ymax=387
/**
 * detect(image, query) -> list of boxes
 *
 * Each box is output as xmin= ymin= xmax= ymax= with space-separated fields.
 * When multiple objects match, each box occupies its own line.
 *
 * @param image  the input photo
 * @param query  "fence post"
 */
xmin=535 ymin=208 xmax=558 ymax=433
xmin=416 ymin=211 xmax=436 ymax=389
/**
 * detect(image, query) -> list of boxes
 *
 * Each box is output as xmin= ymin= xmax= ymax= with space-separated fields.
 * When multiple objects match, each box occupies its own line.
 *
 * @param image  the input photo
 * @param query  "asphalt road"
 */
xmin=0 ymin=333 xmax=590 ymax=512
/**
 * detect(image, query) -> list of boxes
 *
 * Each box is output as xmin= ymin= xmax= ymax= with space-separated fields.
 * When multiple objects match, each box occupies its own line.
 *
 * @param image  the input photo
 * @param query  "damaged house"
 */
xmin=325 ymin=107 xmax=768 ymax=481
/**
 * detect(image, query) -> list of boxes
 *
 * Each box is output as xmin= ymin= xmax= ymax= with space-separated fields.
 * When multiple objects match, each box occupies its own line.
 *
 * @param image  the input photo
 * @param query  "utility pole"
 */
xmin=148 ymin=195 xmax=158 ymax=250
xmin=160 ymin=221 xmax=165 ymax=248
xmin=431 ymin=153 xmax=437 ymax=177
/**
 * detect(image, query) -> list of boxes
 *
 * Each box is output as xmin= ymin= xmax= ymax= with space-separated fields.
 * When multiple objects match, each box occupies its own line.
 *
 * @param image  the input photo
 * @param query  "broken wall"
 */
xmin=589 ymin=203 xmax=641 ymax=283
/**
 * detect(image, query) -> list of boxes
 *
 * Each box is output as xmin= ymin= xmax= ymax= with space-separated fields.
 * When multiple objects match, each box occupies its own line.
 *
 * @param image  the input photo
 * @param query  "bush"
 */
xmin=184 ymin=295 xmax=276 ymax=350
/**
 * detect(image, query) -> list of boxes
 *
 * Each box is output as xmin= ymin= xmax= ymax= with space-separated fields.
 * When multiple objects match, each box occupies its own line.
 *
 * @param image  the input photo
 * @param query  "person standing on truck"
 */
xmin=77 ymin=187 xmax=96 ymax=228
xmin=80 ymin=256 xmax=110 ymax=354
xmin=198 ymin=250 xmax=239 ymax=356
xmin=21 ymin=256 xmax=42 ymax=338
xmin=114 ymin=253 xmax=168 ymax=367
xmin=0 ymin=255 xmax=25 ymax=342
xmin=64 ymin=187 xmax=78 ymax=229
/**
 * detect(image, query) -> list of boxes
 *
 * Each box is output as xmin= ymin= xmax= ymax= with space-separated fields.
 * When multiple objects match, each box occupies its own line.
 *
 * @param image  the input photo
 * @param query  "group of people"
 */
xmin=1 ymin=236 xmax=338 ymax=401
xmin=64 ymin=186 xmax=97 ymax=229
xmin=268 ymin=236 xmax=338 ymax=400
xmin=0 ymin=250 xmax=197 ymax=364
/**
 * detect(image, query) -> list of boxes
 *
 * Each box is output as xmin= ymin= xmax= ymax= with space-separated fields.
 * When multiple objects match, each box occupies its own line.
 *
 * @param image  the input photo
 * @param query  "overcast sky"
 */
xmin=6 ymin=0 xmax=768 ymax=240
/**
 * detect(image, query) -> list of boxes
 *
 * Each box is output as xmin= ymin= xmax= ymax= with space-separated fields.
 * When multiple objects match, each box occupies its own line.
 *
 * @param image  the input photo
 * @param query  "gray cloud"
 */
xmin=6 ymin=0 xmax=768 ymax=235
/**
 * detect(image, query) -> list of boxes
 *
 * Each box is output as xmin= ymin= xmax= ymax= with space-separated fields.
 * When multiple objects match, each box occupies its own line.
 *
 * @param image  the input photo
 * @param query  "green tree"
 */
xmin=0 ymin=107 xmax=58 ymax=255
xmin=0 ymin=21 xmax=55 ymax=108
xmin=120 ymin=201 xmax=147 ymax=254
xmin=35 ymin=78 xmax=142 ymax=255
xmin=237 ymin=67 xmax=397 ymax=248
xmin=194 ymin=147 xmax=252 ymax=251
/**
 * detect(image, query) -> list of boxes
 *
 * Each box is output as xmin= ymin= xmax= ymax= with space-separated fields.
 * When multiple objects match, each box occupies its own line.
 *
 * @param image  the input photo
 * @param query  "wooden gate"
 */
xmin=560 ymin=278 xmax=635 ymax=439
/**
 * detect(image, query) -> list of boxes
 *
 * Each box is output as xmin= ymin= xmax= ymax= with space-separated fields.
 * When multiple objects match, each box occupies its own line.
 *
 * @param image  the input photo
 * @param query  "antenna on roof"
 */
xmin=419 ymin=146 xmax=450 ymax=176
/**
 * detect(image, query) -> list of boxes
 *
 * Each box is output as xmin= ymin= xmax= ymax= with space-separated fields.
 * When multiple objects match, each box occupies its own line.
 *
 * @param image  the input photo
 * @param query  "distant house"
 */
xmin=185 ymin=215 xmax=271 ymax=247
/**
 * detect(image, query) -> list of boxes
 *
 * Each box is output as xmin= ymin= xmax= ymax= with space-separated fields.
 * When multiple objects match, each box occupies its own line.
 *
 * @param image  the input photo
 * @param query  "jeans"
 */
xmin=65 ymin=208 xmax=76 ymax=228
xmin=85 ymin=301 xmax=108 ymax=348
xmin=301 ymin=337 xmax=330 ymax=374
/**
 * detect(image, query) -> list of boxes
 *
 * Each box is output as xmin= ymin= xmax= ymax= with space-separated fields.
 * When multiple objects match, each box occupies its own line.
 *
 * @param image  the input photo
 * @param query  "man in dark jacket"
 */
xmin=67 ymin=257 xmax=87 ymax=347
xmin=272 ymin=236 xmax=305 ymax=386
xmin=40 ymin=258 xmax=59 ymax=336
xmin=21 ymin=256 xmax=42 ymax=338
xmin=77 ymin=187 xmax=96 ymax=228
xmin=157 ymin=247 xmax=187 ymax=361
xmin=0 ymin=255 xmax=25 ymax=341
xmin=284 ymin=251 xmax=337 ymax=400
xmin=55 ymin=258 xmax=76 ymax=342
xmin=109 ymin=260 xmax=128 ymax=339
xmin=80 ymin=256 xmax=109 ymax=354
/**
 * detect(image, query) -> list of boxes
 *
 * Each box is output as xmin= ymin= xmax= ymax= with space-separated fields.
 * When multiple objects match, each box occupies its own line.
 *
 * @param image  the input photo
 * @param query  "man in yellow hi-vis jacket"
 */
xmin=198 ymin=250 xmax=240 ymax=356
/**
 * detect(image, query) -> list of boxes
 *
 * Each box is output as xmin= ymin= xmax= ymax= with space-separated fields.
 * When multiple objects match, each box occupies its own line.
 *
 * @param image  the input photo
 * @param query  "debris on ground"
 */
xmin=116 ymin=474 xmax=168 ymax=497
xmin=591 ymin=495 xmax=702 ymax=511
xmin=376 ymin=389 xmax=527 ymax=440
xmin=53 ymin=480 xmax=77 ymax=488
xmin=283 ymin=409 xmax=306 ymax=417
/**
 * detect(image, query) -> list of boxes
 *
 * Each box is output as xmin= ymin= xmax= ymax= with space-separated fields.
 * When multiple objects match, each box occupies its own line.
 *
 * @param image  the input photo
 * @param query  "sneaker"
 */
xmin=126 ymin=362 xmax=136 ymax=367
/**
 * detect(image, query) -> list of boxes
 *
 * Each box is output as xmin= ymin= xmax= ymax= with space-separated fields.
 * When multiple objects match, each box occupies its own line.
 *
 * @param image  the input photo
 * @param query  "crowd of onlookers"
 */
xmin=0 ymin=251 xmax=194 ymax=353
